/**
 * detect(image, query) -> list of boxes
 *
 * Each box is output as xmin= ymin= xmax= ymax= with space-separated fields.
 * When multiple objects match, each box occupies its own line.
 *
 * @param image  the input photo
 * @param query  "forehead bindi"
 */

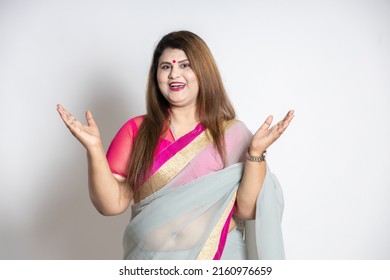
xmin=159 ymin=48 xmax=187 ymax=64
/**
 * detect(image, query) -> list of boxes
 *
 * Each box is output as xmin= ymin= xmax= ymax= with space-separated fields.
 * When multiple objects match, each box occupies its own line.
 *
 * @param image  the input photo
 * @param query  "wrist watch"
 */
xmin=246 ymin=148 xmax=267 ymax=162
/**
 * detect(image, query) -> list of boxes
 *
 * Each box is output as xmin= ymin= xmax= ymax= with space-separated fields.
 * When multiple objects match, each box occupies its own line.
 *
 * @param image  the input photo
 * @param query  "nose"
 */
xmin=168 ymin=65 xmax=181 ymax=79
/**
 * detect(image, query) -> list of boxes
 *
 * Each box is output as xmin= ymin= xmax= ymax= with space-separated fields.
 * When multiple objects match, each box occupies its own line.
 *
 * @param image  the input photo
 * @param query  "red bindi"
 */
xmin=172 ymin=60 xmax=176 ymax=63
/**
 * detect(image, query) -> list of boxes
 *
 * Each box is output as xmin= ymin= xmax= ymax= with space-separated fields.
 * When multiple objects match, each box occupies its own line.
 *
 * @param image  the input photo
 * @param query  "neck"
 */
xmin=169 ymin=105 xmax=200 ymax=140
xmin=169 ymin=105 xmax=199 ymax=126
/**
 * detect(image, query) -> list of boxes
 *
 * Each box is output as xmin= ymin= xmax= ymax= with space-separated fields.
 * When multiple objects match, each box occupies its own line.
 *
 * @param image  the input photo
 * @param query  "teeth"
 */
xmin=170 ymin=83 xmax=185 ymax=88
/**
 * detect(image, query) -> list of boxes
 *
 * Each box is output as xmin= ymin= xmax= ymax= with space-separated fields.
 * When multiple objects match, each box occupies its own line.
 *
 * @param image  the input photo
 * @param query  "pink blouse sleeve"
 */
xmin=106 ymin=116 xmax=144 ymax=179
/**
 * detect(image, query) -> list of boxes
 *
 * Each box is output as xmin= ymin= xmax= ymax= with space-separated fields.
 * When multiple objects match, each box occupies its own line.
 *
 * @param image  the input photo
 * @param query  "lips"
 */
xmin=169 ymin=82 xmax=186 ymax=91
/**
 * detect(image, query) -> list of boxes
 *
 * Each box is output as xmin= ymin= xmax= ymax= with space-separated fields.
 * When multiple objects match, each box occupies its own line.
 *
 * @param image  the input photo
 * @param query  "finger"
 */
xmin=64 ymin=112 xmax=77 ymax=127
xmin=57 ymin=104 xmax=66 ymax=117
xmin=57 ymin=104 xmax=71 ymax=117
xmin=57 ymin=105 xmax=71 ymax=120
xmin=273 ymin=110 xmax=294 ymax=131
xmin=284 ymin=110 xmax=294 ymax=121
xmin=57 ymin=105 xmax=73 ymax=126
xmin=58 ymin=108 xmax=82 ymax=132
xmin=273 ymin=115 xmax=294 ymax=136
xmin=85 ymin=111 xmax=96 ymax=127
xmin=280 ymin=110 xmax=295 ymax=129
xmin=253 ymin=115 xmax=273 ymax=137
xmin=57 ymin=104 xmax=65 ymax=111
xmin=260 ymin=115 xmax=273 ymax=130
xmin=57 ymin=105 xmax=87 ymax=141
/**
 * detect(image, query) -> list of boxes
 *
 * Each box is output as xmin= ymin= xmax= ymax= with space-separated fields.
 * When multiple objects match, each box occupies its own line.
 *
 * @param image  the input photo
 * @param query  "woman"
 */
xmin=57 ymin=31 xmax=294 ymax=260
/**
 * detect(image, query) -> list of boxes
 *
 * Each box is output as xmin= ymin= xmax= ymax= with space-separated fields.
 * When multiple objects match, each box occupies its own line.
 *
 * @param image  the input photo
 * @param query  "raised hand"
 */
xmin=249 ymin=110 xmax=295 ymax=156
xmin=57 ymin=104 xmax=102 ymax=149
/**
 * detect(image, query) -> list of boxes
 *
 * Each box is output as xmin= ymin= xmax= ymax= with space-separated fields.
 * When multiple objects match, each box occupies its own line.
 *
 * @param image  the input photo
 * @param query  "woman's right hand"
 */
xmin=57 ymin=104 xmax=102 ymax=149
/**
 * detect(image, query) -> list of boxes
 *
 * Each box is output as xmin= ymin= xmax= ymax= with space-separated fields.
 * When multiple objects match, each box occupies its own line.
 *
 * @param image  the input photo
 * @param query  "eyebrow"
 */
xmin=159 ymin=59 xmax=189 ymax=65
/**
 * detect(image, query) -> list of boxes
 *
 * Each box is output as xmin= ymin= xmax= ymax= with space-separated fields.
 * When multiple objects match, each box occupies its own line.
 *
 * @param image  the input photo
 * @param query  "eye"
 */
xmin=161 ymin=64 xmax=171 ymax=70
xmin=180 ymin=63 xmax=190 ymax=68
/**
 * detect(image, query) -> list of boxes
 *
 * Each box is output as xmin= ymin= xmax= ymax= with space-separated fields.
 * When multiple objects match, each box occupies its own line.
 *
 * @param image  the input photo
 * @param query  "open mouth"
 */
xmin=169 ymin=82 xmax=186 ymax=90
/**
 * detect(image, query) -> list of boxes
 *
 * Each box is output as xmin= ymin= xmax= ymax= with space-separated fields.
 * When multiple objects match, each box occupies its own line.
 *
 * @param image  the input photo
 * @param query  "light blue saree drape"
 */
xmin=122 ymin=163 xmax=285 ymax=260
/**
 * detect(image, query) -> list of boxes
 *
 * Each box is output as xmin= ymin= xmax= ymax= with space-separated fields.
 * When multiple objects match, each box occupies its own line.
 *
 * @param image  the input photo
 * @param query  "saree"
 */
xmin=107 ymin=117 xmax=285 ymax=260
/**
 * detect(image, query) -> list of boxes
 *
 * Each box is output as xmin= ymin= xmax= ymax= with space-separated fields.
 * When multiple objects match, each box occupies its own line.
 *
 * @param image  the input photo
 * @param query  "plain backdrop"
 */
xmin=0 ymin=0 xmax=389 ymax=259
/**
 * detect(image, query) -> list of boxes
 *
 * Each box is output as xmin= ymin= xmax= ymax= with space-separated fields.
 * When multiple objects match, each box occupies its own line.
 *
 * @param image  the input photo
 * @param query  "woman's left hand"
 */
xmin=249 ymin=110 xmax=295 ymax=156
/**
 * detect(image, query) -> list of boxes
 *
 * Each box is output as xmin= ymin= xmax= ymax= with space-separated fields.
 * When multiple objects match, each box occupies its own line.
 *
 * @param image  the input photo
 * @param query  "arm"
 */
xmin=235 ymin=110 xmax=294 ymax=220
xmin=57 ymin=104 xmax=133 ymax=215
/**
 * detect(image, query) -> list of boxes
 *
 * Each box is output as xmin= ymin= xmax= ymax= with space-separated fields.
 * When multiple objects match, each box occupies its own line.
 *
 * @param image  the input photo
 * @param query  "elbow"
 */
xmin=97 ymin=208 xmax=115 ymax=216
xmin=235 ymin=205 xmax=256 ymax=220
xmin=236 ymin=211 xmax=255 ymax=221
xmin=92 ymin=200 xmax=128 ymax=216
xmin=96 ymin=207 xmax=126 ymax=216
xmin=235 ymin=197 xmax=257 ymax=220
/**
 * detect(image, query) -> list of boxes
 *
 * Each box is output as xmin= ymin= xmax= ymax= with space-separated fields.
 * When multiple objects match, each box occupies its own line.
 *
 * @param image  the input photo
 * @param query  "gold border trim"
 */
xmin=137 ymin=130 xmax=212 ymax=201
xmin=196 ymin=192 xmax=237 ymax=260
xmin=136 ymin=120 xmax=237 ymax=202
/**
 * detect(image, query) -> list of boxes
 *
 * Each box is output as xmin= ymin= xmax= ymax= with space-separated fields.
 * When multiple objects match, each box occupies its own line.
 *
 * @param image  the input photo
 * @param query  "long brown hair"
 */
xmin=127 ymin=31 xmax=236 ymax=192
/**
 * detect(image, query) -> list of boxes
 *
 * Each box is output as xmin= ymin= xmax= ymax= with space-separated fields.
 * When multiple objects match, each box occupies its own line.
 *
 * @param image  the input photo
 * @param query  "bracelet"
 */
xmin=246 ymin=148 xmax=266 ymax=162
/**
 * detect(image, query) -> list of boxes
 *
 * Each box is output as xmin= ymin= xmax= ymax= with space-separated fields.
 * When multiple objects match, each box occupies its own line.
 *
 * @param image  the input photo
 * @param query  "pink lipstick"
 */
xmin=169 ymin=82 xmax=186 ymax=92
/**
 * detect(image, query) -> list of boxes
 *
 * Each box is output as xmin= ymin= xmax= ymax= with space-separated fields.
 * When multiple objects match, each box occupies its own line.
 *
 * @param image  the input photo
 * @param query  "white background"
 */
xmin=0 ymin=0 xmax=389 ymax=259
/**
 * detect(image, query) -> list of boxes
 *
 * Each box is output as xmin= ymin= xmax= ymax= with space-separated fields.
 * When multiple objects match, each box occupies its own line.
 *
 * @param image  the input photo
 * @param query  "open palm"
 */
xmin=57 ymin=104 xmax=101 ymax=149
xmin=250 ymin=110 xmax=295 ymax=155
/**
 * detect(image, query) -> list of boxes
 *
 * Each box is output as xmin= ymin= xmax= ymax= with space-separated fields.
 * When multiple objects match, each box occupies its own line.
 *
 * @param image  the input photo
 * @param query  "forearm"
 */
xmin=87 ymin=142 xmax=132 ymax=215
xmin=236 ymin=151 xmax=266 ymax=220
xmin=235 ymin=110 xmax=294 ymax=220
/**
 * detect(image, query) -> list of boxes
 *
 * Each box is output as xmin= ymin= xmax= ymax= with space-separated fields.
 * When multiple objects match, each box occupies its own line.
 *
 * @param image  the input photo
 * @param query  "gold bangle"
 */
xmin=246 ymin=148 xmax=266 ymax=162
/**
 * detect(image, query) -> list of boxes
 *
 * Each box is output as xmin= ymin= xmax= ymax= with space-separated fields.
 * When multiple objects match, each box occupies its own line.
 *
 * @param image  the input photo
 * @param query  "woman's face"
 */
xmin=157 ymin=48 xmax=199 ymax=109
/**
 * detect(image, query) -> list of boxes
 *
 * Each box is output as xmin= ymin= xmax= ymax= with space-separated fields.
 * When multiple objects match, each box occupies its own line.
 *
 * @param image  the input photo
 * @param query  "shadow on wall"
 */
xmin=84 ymin=74 xmax=142 ymax=150
xmin=9 ymin=75 xmax=138 ymax=259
